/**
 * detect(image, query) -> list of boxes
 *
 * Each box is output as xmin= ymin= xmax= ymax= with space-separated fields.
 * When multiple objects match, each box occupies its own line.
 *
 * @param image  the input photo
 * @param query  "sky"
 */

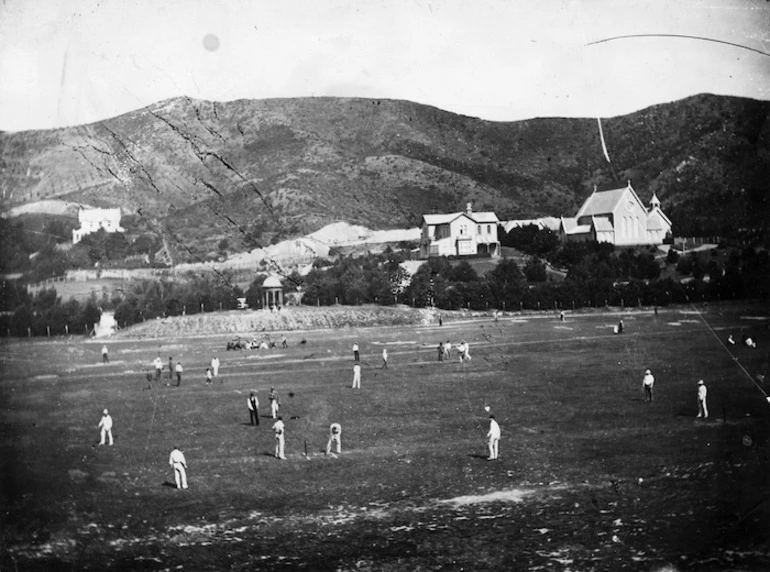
xmin=0 ymin=0 xmax=768 ymax=132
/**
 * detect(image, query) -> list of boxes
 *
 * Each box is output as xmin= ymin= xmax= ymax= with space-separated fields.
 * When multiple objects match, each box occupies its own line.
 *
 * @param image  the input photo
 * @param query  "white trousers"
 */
xmin=275 ymin=436 xmax=285 ymax=459
xmin=488 ymin=437 xmax=499 ymax=460
xmin=173 ymin=463 xmax=188 ymax=489
xmin=698 ymin=398 xmax=709 ymax=418
xmin=352 ymin=371 xmax=361 ymax=388
xmin=100 ymin=428 xmax=113 ymax=446
xmin=326 ymin=435 xmax=341 ymax=454
xmin=271 ymin=401 xmax=279 ymax=418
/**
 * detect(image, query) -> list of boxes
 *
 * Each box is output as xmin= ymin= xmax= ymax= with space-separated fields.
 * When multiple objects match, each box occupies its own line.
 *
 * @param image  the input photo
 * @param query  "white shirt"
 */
xmin=273 ymin=419 xmax=285 ymax=436
xmin=353 ymin=364 xmax=361 ymax=374
xmin=352 ymin=343 xmax=359 ymax=352
xmin=211 ymin=357 xmax=219 ymax=368
xmin=382 ymin=349 xmax=388 ymax=360
xmin=175 ymin=363 xmax=183 ymax=373
xmin=643 ymin=373 xmax=655 ymax=387
xmin=102 ymin=346 xmax=108 ymax=354
xmin=247 ymin=395 xmax=259 ymax=410
xmin=154 ymin=357 xmax=163 ymax=369
xmin=698 ymin=385 xmax=708 ymax=400
xmin=330 ymin=423 xmax=341 ymax=436
xmin=169 ymin=449 xmax=186 ymax=466
xmin=98 ymin=414 xmax=113 ymax=431
xmin=487 ymin=419 xmax=501 ymax=440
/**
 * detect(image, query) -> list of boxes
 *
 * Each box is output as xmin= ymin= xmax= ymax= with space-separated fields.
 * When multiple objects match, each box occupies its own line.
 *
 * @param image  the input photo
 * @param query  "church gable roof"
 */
xmin=591 ymin=216 xmax=614 ymax=232
xmin=576 ymin=182 xmax=647 ymax=219
xmin=647 ymin=207 xmax=672 ymax=228
xmin=560 ymin=217 xmax=591 ymax=235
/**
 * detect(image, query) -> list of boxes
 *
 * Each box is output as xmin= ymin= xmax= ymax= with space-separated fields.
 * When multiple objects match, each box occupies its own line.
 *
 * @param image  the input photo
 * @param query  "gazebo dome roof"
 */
xmin=262 ymin=275 xmax=283 ymax=289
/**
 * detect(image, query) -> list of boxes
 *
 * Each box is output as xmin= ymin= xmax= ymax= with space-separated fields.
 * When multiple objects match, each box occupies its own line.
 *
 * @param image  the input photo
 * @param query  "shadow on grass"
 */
xmin=162 ymin=481 xmax=178 ymax=489
xmin=468 ymin=454 xmax=489 ymax=460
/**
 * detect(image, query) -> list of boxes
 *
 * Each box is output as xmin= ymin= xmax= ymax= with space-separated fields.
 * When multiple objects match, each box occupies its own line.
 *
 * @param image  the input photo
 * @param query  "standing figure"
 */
xmin=98 ymin=409 xmax=114 ymax=446
xmin=269 ymin=387 xmax=280 ymax=418
xmin=326 ymin=422 xmax=342 ymax=455
xmin=281 ymin=335 xmax=288 ymax=348
xmin=618 ymin=320 xmax=624 ymax=334
xmin=273 ymin=416 xmax=286 ymax=459
xmin=352 ymin=363 xmax=361 ymax=389
xmin=462 ymin=341 xmax=471 ymax=362
xmin=352 ymin=342 xmax=360 ymax=363
xmin=697 ymin=380 xmax=708 ymax=418
xmin=205 ymin=367 xmax=213 ymax=385
xmin=382 ymin=347 xmax=388 ymax=369
xmin=487 ymin=415 xmax=501 ymax=460
xmin=175 ymin=361 xmax=183 ymax=386
xmin=438 ymin=342 xmax=444 ymax=362
xmin=211 ymin=355 xmax=220 ymax=378
xmin=168 ymin=446 xmax=188 ymax=489
xmin=439 ymin=314 xmax=443 ymax=327
xmin=642 ymin=369 xmax=655 ymax=402
xmin=444 ymin=341 xmax=452 ymax=361
xmin=248 ymin=392 xmax=260 ymax=426
xmin=456 ymin=341 xmax=466 ymax=362
xmin=168 ymin=356 xmax=174 ymax=381
xmin=101 ymin=345 xmax=109 ymax=363
xmin=559 ymin=311 xmax=565 ymax=322
xmin=154 ymin=356 xmax=164 ymax=381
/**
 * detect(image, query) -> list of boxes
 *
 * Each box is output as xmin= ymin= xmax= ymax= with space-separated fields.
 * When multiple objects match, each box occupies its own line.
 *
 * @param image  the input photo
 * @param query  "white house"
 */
xmin=559 ymin=182 xmax=672 ymax=246
xmin=419 ymin=203 xmax=500 ymax=259
xmin=72 ymin=207 xmax=124 ymax=244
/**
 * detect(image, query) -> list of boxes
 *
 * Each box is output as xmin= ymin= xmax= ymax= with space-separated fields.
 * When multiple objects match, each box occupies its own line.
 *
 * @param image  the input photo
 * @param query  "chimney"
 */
xmin=466 ymin=202 xmax=472 ymax=214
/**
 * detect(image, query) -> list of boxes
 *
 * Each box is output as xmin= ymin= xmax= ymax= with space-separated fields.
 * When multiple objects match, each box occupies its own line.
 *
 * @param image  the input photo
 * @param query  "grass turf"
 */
xmin=1 ymin=303 xmax=769 ymax=570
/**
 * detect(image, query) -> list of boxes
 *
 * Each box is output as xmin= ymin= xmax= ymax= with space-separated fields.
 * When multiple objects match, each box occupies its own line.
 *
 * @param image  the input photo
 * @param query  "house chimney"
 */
xmin=466 ymin=202 xmax=472 ymax=214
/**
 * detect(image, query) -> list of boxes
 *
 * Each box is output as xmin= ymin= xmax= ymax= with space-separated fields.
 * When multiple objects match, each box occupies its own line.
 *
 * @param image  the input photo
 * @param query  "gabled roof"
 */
xmin=591 ymin=216 xmax=614 ymax=232
xmin=576 ymin=182 xmax=647 ymax=218
xmin=560 ymin=217 xmax=592 ymax=235
xmin=422 ymin=211 xmax=499 ymax=226
xmin=647 ymin=207 xmax=672 ymax=227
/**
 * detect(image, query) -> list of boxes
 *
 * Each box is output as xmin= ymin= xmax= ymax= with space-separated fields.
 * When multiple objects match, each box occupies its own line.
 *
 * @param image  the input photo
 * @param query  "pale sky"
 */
xmin=0 ymin=0 xmax=768 ymax=132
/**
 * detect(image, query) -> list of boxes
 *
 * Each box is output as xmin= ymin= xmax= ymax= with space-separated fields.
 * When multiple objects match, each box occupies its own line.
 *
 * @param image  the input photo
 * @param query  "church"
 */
xmin=559 ymin=182 xmax=672 ymax=246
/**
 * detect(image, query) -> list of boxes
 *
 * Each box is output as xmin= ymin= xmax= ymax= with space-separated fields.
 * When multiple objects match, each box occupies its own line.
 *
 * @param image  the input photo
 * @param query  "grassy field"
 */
xmin=1 ymin=303 xmax=769 ymax=571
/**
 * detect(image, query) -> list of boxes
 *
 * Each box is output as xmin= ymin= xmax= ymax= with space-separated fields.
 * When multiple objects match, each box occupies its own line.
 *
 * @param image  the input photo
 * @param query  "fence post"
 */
xmin=47 ymin=326 xmax=50 ymax=337
xmin=65 ymin=324 xmax=69 ymax=335
xmin=28 ymin=327 xmax=32 ymax=338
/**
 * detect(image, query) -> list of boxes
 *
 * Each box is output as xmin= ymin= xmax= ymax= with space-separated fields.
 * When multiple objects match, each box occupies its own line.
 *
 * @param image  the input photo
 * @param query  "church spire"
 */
xmin=650 ymin=192 xmax=661 ymax=210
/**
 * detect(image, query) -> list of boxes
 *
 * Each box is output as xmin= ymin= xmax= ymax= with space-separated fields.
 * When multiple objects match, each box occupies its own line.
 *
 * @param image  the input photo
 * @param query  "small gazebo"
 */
xmin=261 ymin=274 xmax=284 ymax=309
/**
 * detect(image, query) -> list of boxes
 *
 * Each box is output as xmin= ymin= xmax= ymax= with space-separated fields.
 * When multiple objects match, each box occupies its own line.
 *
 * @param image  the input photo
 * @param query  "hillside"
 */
xmin=1 ymin=95 xmax=768 ymax=262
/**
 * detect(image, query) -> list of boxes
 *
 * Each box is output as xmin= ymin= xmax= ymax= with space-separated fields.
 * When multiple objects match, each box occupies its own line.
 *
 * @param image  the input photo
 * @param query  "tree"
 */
xmin=524 ymin=258 xmax=547 ymax=282
xmin=485 ymin=259 xmax=525 ymax=308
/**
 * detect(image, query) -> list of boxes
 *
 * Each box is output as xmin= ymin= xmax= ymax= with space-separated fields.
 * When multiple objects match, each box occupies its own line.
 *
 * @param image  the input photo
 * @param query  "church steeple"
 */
xmin=650 ymin=192 xmax=661 ymax=210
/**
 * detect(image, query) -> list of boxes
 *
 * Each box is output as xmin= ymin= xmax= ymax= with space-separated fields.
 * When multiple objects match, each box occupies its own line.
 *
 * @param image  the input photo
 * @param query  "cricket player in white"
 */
xmin=273 ymin=417 xmax=286 ymax=459
xmin=352 ymin=363 xmax=361 ymax=389
xmin=98 ymin=409 xmax=113 ymax=446
xmin=269 ymin=387 xmax=280 ymax=418
xmin=169 ymin=446 xmax=188 ymax=489
xmin=211 ymin=355 xmax=220 ymax=377
xmin=326 ymin=423 xmax=342 ymax=454
xmin=697 ymin=380 xmax=708 ymax=418
xmin=487 ymin=415 xmax=501 ymax=460
xmin=153 ymin=356 xmax=163 ymax=381
xmin=642 ymin=369 xmax=655 ymax=402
